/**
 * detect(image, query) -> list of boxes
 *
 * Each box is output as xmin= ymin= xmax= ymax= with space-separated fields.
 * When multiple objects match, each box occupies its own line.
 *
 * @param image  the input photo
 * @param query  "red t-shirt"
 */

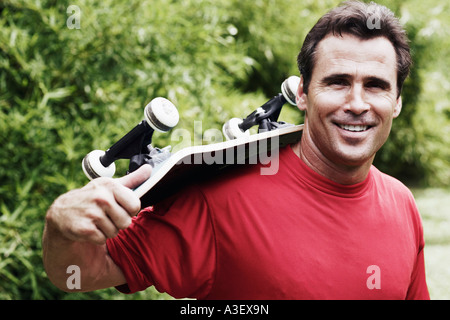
xmin=107 ymin=145 xmax=429 ymax=299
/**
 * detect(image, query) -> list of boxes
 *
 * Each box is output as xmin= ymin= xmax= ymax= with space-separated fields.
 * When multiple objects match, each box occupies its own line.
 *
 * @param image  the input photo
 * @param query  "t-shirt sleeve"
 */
xmin=405 ymin=242 xmax=430 ymax=300
xmin=106 ymin=185 xmax=216 ymax=299
xmin=404 ymin=191 xmax=430 ymax=300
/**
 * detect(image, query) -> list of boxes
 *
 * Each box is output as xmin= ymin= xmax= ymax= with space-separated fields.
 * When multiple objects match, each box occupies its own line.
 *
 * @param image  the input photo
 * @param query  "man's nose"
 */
xmin=346 ymin=84 xmax=370 ymax=115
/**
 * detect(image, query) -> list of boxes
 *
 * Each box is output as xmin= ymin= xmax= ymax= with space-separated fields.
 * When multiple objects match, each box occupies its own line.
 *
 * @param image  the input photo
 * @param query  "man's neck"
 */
xmin=291 ymin=136 xmax=374 ymax=185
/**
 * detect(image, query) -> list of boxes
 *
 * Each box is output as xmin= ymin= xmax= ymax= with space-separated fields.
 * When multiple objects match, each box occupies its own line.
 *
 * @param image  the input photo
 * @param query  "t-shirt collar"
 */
xmin=286 ymin=144 xmax=373 ymax=198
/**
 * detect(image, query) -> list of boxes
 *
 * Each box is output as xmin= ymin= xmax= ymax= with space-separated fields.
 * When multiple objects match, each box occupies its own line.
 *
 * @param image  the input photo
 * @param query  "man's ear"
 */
xmin=393 ymin=96 xmax=402 ymax=118
xmin=296 ymin=76 xmax=308 ymax=112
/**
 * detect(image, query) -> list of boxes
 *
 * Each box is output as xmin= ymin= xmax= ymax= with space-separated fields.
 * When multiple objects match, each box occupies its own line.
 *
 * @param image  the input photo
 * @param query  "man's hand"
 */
xmin=46 ymin=164 xmax=152 ymax=245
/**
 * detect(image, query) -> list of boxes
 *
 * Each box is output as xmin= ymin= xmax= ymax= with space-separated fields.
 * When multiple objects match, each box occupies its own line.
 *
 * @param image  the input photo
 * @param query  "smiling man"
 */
xmin=294 ymin=34 xmax=402 ymax=184
xmin=43 ymin=1 xmax=430 ymax=300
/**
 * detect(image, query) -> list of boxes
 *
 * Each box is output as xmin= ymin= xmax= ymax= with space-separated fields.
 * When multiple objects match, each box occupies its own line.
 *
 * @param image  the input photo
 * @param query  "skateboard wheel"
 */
xmin=144 ymin=97 xmax=179 ymax=132
xmin=281 ymin=76 xmax=300 ymax=106
xmin=82 ymin=150 xmax=116 ymax=180
xmin=222 ymin=118 xmax=250 ymax=140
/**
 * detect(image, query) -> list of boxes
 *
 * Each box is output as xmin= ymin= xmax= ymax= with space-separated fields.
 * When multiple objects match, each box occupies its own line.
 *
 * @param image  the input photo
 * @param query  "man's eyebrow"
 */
xmin=365 ymin=76 xmax=392 ymax=90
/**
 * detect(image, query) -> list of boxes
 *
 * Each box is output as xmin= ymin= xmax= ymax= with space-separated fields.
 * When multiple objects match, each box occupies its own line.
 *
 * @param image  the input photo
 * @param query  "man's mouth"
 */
xmin=337 ymin=124 xmax=370 ymax=132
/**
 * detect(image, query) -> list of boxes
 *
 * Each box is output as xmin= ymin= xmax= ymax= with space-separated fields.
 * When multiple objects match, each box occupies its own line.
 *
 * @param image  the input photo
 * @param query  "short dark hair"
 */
xmin=297 ymin=0 xmax=411 ymax=98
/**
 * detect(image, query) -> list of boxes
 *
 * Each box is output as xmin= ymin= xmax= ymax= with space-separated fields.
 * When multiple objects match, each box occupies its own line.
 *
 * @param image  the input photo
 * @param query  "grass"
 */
xmin=412 ymin=187 xmax=450 ymax=299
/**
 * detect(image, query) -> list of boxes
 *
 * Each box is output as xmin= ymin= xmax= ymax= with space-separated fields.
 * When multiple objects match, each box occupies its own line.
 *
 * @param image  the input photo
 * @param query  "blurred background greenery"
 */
xmin=0 ymin=0 xmax=448 ymax=299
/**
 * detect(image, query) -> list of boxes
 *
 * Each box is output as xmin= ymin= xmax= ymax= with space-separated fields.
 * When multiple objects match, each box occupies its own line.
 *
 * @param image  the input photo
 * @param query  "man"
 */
xmin=43 ymin=1 xmax=430 ymax=299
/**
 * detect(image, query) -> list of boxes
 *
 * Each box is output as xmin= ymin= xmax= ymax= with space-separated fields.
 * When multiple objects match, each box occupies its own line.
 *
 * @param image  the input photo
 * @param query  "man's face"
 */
xmin=296 ymin=34 xmax=402 ymax=168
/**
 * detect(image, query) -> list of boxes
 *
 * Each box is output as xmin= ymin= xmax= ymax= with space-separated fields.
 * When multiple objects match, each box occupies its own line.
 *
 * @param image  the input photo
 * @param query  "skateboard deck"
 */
xmin=134 ymin=124 xmax=304 ymax=208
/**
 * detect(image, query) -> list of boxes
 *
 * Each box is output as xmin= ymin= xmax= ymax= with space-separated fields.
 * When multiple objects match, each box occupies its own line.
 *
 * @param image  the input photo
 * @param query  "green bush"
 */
xmin=0 ymin=0 xmax=448 ymax=299
xmin=373 ymin=1 xmax=450 ymax=186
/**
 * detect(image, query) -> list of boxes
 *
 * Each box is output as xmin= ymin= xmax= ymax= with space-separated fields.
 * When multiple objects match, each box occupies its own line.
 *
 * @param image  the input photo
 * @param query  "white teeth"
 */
xmin=339 ymin=124 xmax=369 ymax=132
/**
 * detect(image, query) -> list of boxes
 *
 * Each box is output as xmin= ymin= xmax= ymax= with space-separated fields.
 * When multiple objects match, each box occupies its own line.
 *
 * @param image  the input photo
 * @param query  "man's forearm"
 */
xmin=43 ymin=221 xmax=100 ymax=291
xmin=42 ymin=218 xmax=126 ymax=292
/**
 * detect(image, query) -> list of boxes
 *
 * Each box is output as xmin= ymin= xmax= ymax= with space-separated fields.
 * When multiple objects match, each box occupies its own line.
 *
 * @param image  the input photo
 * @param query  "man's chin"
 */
xmin=328 ymin=147 xmax=376 ymax=168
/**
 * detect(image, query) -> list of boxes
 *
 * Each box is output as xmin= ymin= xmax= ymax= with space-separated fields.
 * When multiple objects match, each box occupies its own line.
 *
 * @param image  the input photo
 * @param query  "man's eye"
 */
xmin=328 ymin=79 xmax=348 ymax=86
xmin=366 ymin=81 xmax=386 ymax=90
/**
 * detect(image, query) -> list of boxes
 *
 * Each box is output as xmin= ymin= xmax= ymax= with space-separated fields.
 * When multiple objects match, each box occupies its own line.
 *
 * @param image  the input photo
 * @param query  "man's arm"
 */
xmin=42 ymin=165 xmax=152 ymax=292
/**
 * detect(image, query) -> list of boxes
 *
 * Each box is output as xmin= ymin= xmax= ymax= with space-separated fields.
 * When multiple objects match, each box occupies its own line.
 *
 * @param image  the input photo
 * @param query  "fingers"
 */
xmin=112 ymin=184 xmax=141 ymax=217
xmin=113 ymin=164 xmax=152 ymax=216
xmin=87 ymin=179 xmax=136 ymax=241
xmin=47 ymin=165 xmax=153 ymax=246
xmin=117 ymin=164 xmax=152 ymax=189
xmin=112 ymin=164 xmax=152 ymax=216
xmin=50 ymin=186 xmax=123 ymax=245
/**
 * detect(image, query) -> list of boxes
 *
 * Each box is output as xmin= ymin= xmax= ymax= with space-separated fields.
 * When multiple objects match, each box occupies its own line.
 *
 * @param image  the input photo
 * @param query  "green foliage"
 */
xmin=0 ymin=0 xmax=448 ymax=299
xmin=373 ymin=0 xmax=450 ymax=186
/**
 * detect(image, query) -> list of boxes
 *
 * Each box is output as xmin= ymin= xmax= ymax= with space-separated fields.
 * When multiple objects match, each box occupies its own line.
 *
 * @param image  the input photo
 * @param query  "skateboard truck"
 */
xmin=222 ymin=76 xmax=300 ymax=140
xmin=82 ymin=97 xmax=179 ymax=180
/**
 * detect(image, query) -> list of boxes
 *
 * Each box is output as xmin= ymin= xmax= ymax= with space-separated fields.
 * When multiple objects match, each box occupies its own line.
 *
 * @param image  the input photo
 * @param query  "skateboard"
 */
xmin=135 ymin=123 xmax=303 ymax=207
xmin=82 ymin=76 xmax=303 ymax=208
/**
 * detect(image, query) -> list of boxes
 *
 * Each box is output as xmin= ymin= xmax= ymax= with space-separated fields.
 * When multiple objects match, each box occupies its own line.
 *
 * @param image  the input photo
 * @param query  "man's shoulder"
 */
xmin=370 ymin=165 xmax=415 ymax=199
xmin=199 ymin=145 xmax=294 ymax=191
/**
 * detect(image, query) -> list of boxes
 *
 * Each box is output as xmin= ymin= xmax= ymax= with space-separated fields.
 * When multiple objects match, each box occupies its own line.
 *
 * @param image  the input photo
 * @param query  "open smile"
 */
xmin=336 ymin=124 xmax=371 ymax=132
